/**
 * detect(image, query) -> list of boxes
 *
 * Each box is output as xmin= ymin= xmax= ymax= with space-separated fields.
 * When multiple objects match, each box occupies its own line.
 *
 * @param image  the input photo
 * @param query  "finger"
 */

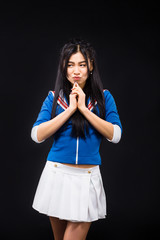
xmin=71 ymin=88 xmax=79 ymax=93
xmin=72 ymin=83 xmax=76 ymax=89
xmin=72 ymin=82 xmax=79 ymax=89
xmin=74 ymin=82 xmax=79 ymax=87
xmin=70 ymin=92 xmax=78 ymax=96
xmin=71 ymin=86 xmax=79 ymax=91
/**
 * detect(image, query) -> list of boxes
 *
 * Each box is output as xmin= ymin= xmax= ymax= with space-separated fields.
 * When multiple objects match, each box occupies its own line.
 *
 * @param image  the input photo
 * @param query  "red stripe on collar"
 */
xmin=57 ymin=96 xmax=68 ymax=109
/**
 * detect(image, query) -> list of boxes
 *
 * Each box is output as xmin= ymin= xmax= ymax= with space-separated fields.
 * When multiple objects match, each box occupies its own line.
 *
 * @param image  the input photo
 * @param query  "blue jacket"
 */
xmin=32 ymin=90 xmax=122 ymax=165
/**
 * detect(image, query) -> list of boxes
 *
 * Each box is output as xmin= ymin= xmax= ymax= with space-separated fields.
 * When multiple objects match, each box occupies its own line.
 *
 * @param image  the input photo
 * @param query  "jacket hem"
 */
xmin=47 ymin=158 xmax=101 ymax=165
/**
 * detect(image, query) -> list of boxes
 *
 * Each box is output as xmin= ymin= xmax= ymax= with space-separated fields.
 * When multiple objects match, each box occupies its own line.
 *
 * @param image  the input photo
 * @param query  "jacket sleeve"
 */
xmin=32 ymin=91 xmax=54 ymax=127
xmin=104 ymin=90 xmax=122 ymax=134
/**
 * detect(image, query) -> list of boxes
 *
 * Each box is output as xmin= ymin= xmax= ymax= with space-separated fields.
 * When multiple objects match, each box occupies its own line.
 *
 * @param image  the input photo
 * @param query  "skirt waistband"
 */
xmin=47 ymin=161 xmax=100 ymax=176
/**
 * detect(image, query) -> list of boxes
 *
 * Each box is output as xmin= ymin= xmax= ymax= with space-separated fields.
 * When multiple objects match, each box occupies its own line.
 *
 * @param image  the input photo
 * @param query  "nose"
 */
xmin=74 ymin=66 xmax=80 ymax=75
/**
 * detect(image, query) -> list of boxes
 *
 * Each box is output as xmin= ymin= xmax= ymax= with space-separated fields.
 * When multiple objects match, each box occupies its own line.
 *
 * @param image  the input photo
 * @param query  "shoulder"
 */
xmin=103 ymin=89 xmax=117 ymax=106
xmin=48 ymin=89 xmax=63 ymax=98
xmin=103 ymin=89 xmax=112 ymax=98
xmin=46 ymin=90 xmax=55 ymax=102
xmin=48 ymin=90 xmax=55 ymax=97
xmin=40 ymin=90 xmax=55 ymax=107
xmin=103 ymin=89 xmax=109 ymax=94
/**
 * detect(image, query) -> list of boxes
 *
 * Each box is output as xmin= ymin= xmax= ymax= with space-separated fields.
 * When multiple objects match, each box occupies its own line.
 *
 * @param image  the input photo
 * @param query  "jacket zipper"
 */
xmin=75 ymin=137 xmax=79 ymax=164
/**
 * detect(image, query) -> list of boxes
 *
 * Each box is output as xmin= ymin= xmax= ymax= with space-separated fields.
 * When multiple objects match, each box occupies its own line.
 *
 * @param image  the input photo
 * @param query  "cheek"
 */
xmin=67 ymin=69 xmax=72 ymax=78
xmin=82 ymin=68 xmax=89 ymax=77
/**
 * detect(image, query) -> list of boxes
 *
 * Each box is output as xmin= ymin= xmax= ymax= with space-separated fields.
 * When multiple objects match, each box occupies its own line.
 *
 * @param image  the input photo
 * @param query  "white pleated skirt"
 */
xmin=32 ymin=161 xmax=107 ymax=222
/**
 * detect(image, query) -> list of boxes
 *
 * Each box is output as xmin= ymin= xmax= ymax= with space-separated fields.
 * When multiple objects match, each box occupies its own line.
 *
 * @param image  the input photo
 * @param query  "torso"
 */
xmin=62 ymin=163 xmax=97 ymax=168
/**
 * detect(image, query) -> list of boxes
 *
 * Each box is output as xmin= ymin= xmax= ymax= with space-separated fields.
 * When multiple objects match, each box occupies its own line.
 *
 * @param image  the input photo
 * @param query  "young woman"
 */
xmin=31 ymin=39 xmax=122 ymax=240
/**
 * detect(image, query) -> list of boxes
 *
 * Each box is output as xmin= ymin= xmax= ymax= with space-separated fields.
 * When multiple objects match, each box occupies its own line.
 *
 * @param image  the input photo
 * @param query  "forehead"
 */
xmin=69 ymin=52 xmax=86 ymax=62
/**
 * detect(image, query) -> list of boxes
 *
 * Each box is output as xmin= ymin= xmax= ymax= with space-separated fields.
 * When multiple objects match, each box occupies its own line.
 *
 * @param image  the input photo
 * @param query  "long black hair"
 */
xmin=52 ymin=38 xmax=105 ymax=139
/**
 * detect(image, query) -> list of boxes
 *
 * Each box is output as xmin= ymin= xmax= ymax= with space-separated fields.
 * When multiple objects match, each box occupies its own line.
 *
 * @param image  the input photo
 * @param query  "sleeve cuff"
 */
xmin=31 ymin=125 xmax=45 ymax=143
xmin=107 ymin=124 xmax=121 ymax=144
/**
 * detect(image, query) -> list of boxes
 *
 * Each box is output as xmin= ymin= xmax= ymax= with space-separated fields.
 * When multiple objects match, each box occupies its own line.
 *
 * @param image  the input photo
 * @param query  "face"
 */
xmin=66 ymin=51 xmax=92 ymax=89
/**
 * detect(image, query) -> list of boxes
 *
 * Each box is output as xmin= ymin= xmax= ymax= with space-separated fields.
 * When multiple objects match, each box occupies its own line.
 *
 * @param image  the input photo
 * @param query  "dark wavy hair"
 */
xmin=52 ymin=38 xmax=105 ymax=139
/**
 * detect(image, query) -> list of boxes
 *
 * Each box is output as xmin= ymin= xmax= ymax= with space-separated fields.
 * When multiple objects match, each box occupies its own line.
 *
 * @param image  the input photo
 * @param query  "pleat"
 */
xmin=90 ymin=174 xmax=107 ymax=219
xmin=32 ymin=162 xmax=57 ymax=214
xmin=32 ymin=161 xmax=106 ymax=222
xmin=51 ymin=172 xmax=91 ymax=221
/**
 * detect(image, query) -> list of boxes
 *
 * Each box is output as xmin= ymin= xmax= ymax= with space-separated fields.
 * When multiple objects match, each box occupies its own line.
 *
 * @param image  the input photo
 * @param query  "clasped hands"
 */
xmin=69 ymin=82 xmax=87 ymax=113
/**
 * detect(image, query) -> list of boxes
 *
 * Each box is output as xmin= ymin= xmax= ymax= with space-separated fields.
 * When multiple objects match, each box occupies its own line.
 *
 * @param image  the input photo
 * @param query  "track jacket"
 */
xmin=31 ymin=89 xmax=122 ymax=165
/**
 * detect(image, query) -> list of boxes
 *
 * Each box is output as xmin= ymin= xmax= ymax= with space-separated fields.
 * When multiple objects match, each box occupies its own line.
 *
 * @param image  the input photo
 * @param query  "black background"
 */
xmin=1 ymin=1 xmax=160 ymax=240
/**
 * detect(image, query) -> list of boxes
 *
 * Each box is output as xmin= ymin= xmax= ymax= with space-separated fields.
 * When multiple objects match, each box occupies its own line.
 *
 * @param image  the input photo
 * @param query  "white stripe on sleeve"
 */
xmin=107 ymin=124 xmax=121 ymax=143
xmin=31 ymin=125 xmax=45 ymax=143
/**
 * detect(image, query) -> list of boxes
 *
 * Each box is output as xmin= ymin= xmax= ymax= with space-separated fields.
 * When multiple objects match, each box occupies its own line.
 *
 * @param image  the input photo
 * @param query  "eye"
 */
xmin=67 ymin=64 xmax=73 ymax=67
xmin=80 ymin=64 xmax=86 ymax=67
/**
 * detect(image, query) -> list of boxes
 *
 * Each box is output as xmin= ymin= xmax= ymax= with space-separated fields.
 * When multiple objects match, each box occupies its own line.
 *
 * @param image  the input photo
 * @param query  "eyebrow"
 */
xmin=68 ymin=60 xmax=86 ymax=64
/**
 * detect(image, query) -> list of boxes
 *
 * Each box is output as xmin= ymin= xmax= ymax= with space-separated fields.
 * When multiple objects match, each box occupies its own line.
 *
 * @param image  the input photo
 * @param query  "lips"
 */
xmin=73 ymin=77 xmax=80 ymax=80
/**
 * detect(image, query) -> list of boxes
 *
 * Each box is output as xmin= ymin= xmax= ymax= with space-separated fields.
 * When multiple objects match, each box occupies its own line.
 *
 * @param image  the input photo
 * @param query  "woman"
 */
xmin=31 ymin=38 xmax=122 ymax=240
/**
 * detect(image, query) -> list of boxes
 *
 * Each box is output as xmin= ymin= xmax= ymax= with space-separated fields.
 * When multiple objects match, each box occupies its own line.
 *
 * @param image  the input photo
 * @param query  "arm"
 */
xmin=79 ymin=107 xmax=121 ymax=143
xmin=31 ymin=91 xmax=78 ymax=143
xmin=79 ymin=107 xmax=114 ymax=140
xmin=71 ymin=83 xmax=122 ymax=143
xmin=36 ymin=107 xmax=75 ymax=142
